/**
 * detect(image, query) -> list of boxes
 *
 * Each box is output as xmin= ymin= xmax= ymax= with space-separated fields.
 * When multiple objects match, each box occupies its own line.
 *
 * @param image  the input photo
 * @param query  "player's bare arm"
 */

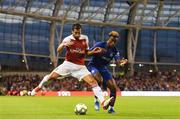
xmin=57 ymin=43 xmax=65 ymax=54
xmin=57 ymin=41 xmax=74 ymax=54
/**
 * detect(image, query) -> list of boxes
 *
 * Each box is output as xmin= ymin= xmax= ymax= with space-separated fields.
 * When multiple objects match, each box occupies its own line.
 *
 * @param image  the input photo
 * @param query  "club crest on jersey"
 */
xmin=91 ymin=70 xmax=96 ymax=74
xmin=110 ymin=53 xmax=113 ymax=57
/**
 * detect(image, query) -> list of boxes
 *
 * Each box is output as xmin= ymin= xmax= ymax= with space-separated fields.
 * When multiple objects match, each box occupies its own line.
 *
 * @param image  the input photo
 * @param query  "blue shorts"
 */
xmin=88 ymin=64 xmax=113 ymax=89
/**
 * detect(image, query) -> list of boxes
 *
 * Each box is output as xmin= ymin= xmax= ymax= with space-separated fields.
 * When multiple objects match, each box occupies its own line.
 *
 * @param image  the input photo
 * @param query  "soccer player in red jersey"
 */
xmin=31 ymin=23 xmax=113 ymax=110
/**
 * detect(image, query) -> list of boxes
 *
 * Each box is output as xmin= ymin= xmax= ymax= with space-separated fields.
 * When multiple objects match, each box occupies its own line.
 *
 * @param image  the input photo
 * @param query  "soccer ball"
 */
xmin=74 ymin=103 xmax=87 ymax=115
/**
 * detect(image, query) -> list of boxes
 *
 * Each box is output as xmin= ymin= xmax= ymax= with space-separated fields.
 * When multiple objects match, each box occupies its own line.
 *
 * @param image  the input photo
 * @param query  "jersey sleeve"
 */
xmin=89 ymin=42 xmax=103 ymax=51
xmin=61 ymin=36 xmax=71 ymax=44
xmin=85 ymin=35 xmax=89 ymax=50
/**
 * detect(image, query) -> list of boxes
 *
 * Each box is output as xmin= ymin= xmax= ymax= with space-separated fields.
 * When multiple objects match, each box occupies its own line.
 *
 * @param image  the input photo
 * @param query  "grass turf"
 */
xmin=0 ymin=96 xmax=180 ymax=119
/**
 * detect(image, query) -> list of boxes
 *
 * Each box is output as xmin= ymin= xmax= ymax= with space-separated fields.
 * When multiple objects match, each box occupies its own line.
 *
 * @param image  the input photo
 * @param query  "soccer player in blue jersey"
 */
xmin=87 ymin=31 xmax=127 ymax=113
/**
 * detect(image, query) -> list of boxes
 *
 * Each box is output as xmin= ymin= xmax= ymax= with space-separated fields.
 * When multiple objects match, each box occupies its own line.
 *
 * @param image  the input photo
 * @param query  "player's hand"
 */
xmin=92 ymin=47 xmax=106 ymax=54
xmin=118 ymin=58 xmax=128 ymax=66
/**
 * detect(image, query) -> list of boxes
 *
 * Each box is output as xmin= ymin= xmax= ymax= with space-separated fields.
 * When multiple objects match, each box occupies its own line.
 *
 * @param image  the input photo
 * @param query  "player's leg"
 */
xmin=92 ymin=73 xmax=103 ymax=111
xmin=72 ymin=66 xmax=113 ymax=110
xmin=100 ymin=69 xmax=117 ymax=113
xmin=87 ymin=65 xmax=103 ymax=111
xmin=82 ymin=74 xmax=113 ymax=110
xmin=31 ymin=61 xmax=70 ymax=96
xmin=94 ymin=73 xmax=102 ymax=111
xmin=107 ymin=79 xmax=118 ymax=113
xmin=31 ymin=72 xmax=60 ymax=95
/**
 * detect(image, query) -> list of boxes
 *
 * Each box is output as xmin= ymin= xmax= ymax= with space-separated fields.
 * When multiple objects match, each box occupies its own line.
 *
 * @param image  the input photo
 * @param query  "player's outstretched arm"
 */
xmin=87 ymin=47 xmax=106 ymax=56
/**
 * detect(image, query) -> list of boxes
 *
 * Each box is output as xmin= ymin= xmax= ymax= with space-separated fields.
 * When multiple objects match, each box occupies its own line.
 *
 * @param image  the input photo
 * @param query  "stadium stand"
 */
xmin=0 ymin=0 xmax=179 ymax=95
xmin=0 ymin=71 xmax=179 ymax=96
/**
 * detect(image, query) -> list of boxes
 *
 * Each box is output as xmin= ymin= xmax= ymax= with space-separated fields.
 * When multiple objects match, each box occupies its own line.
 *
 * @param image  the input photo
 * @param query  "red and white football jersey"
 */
xmin=62 ymin=34 xmax=89 ymax=65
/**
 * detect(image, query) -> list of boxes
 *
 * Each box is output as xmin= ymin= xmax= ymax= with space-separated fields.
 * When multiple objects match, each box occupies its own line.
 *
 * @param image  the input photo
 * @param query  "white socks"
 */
xmin=31 ymin=75 xmax=50 ymax=96
xmin=38 ymin=75 xmax=50 ymax=88
xmin=92 ymin=86 xmax=105 ymax=103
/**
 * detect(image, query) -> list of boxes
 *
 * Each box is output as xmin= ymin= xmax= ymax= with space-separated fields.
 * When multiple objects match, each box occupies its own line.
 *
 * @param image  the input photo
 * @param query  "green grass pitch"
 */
xmin=0 ymin=96 xmax=180 ymax=119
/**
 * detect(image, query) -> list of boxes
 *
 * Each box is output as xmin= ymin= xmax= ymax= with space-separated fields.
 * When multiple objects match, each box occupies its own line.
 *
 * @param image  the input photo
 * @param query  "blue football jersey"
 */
xmin=88 ymin=42 xmax=121 ymax=68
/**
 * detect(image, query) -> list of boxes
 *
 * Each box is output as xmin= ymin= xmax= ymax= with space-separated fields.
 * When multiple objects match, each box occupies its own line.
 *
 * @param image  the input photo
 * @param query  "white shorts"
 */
xmin=53 ymin=61 xmax=91 ymax=81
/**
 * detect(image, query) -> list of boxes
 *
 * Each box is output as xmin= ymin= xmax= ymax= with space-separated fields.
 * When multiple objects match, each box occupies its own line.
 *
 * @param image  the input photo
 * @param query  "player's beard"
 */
xmin=73 ymin=35 xmax=80 ymax=40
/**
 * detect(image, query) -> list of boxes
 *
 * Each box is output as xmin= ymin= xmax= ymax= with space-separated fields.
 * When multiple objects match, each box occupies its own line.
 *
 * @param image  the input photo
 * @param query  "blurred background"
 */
xmin=0 ymin=0 xmax=179 ymax=95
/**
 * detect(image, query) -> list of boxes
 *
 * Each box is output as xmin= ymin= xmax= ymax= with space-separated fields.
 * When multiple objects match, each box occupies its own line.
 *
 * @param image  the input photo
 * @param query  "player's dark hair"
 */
xmin=108 ymin=31 xmax=119 ymax=37
xmin=72 ymin=23 xmax=81 ymax=30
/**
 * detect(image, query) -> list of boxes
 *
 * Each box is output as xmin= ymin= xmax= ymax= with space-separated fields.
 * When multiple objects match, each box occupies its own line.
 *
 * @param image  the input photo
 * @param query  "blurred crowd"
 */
xmin=0 ymin=75 xmax=91 ymax=96
xmin=0 ymin=71 xmax=179 ymax=96
xmin=116 ymin=71 xmax=180 ymax=91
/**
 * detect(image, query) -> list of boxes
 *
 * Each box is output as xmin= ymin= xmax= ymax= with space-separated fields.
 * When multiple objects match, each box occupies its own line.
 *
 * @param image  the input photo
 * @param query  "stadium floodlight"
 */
xmin=139 ymin=64 xmax=143 ymax=67
xmin=149 ymin=69 xmax=153 ymax=73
